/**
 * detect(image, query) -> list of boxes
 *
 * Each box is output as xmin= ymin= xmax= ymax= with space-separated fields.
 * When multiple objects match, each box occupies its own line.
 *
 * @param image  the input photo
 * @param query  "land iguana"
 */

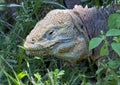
xmin=24 ymin=4 xmax=120 ymax=63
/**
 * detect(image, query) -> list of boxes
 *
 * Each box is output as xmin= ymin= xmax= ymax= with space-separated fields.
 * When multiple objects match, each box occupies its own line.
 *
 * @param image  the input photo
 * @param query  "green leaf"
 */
xmin=57 ymin=70 xmax=64 ymax=78
xmin=86 ymin=82 xmax=93 ymax=85
xmin=89 ymin=37 xmax=103 ymax=51
xmin=94 ymin=0 xmax=100 ymax=7
xmin=108 ymin=59 xmax=120 ymax=69
xmin=3 ymin=70 xmax=20 ymax=85
xmin=113 ymin=37 xmax=120 ymax=43
xmin=96 ymin=68 xmax=103 ymax=75
xmin=116 ymin=10 xmax=120 ymax=13
xmin=17 ymin=72 xmax=27 ymax=80
xmin=111 ymin=43 xmax=120 ymax=56
xmin=33 ymin=0 xmax=41 ymax=13
xmin=108 ymin=14 xmax=120 ymax=29
xmin=34 ymin=72 xmax=41 ymax=80
xmin=81 ymin=0 xmax=89 ymax=3
xmin=106 ymin=29 xmax=120 ymax=36
xmin=100 ymin=45 xmax=109 ymax=56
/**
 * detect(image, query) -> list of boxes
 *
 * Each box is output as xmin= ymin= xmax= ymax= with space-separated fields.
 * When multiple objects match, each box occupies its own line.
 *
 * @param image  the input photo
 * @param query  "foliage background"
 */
xmin=0 ymin=0 xmax=120 ymax=85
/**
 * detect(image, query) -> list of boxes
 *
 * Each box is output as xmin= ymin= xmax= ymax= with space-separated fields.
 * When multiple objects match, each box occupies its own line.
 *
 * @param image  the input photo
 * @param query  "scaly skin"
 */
xmin=24 ymin=5 xmax=119 ymax=63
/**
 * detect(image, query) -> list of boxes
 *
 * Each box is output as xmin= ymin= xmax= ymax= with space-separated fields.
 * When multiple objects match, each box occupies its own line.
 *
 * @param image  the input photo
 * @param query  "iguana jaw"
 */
xmin=24 ymin=37 xmax=74 ymax=56
xmin=24 ymin=38 xmax=57 ymax=56
xmin=24 ymin=35 xmax=88 ymax=63
xmin=52 ymin=37 xmax=88 ymax=63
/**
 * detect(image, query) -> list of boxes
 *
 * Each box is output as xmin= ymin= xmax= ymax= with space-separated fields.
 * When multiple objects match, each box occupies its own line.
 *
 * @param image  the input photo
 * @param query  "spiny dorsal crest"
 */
xmin=43 ymin=9 xmax=73 ymax=25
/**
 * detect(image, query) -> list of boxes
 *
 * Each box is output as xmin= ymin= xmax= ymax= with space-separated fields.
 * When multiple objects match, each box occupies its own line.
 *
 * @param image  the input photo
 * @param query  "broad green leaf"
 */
xmin=100 ymin=45 xmax=109 ymax=56
xmin=118 ymin=0 xmax=120 ymax=3
xmin=0 ymin=6 xmax=5 ymax=11
xmin=108 ymin=14 xmax=120 ymax=29
xmin=106 ymin=29 xmax=120 ymax=36
xmin=0 ymin=0 xmax=5 ymax=3
xmin=17 ymin=72 xmax=27 ymax=80
xmin=89 ymin=37 xmax=103 ymax=51
xmin=111 ymin=43 xmax=120 ymax=56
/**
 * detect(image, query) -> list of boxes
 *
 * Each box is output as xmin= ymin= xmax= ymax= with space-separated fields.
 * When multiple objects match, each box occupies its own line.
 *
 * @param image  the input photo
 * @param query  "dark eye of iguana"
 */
xmin=48 ymin=30 xmax=54 ymax=35
xmin=45 ymin=29 xmax=55 ymax=40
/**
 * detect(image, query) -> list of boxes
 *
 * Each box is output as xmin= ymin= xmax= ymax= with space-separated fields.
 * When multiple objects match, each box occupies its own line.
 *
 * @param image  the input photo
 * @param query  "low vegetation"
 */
xmin=0 ymin=0 xmax=120 ymax=85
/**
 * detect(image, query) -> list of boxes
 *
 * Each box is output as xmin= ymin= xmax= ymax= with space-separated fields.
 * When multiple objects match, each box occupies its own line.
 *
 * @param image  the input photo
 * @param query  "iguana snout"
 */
xmin=24 ymin=9 xmax=88 ymax=63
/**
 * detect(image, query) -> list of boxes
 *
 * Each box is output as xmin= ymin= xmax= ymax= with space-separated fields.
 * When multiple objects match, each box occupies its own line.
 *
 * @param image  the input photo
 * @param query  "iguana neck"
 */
xmin=70 ymin=5 xmax=118 ymax=61
xmin=72 ymin=5 xmax=116 ymax=40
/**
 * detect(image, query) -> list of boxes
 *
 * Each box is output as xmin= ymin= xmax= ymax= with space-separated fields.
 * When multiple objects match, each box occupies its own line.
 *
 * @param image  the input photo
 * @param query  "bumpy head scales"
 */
xmin=24 ymin=9 xmax=88 ymax=63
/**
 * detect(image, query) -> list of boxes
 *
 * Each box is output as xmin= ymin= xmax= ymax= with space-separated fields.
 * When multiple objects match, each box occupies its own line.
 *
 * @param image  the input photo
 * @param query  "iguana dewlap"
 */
xmin=24 ymin=5 xmax=119 ymax=63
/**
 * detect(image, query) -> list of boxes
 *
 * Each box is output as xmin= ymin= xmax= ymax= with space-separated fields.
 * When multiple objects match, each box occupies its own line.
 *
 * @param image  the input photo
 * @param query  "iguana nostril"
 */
xmin=32 ymin=38 xmax=35 ymax=41
xmin=31 ymin=38 xmax=36 ymax=44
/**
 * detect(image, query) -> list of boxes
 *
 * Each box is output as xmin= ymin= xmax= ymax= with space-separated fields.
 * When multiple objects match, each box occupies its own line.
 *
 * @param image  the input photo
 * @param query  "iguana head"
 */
xmin=24 ymin=9 xmax=88 ymax=63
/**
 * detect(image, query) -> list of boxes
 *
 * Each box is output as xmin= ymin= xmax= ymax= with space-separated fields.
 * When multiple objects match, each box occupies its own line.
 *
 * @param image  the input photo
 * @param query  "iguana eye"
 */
xmin=48 ymin=30 xmax=54 ymax=35
xmin=45 ymin=29 xmax=55 ymax=40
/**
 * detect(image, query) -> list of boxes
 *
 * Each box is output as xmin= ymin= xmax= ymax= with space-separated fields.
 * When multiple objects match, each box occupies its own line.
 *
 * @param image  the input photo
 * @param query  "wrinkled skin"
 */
xmin=24 ymin=9 xmax=88 ymax=63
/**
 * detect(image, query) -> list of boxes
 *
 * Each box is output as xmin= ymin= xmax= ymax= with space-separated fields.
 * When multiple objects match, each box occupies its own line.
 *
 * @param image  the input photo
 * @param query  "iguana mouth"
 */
xmin=24 ymin=38 xmax=73 ymax=56
xmin=24 ymin=38 xmax=73 ymax=50
xmin=25 ymin=50 xmax=48 ymax=56
xmin=24 ymin=39 xmax=56 ymax=51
